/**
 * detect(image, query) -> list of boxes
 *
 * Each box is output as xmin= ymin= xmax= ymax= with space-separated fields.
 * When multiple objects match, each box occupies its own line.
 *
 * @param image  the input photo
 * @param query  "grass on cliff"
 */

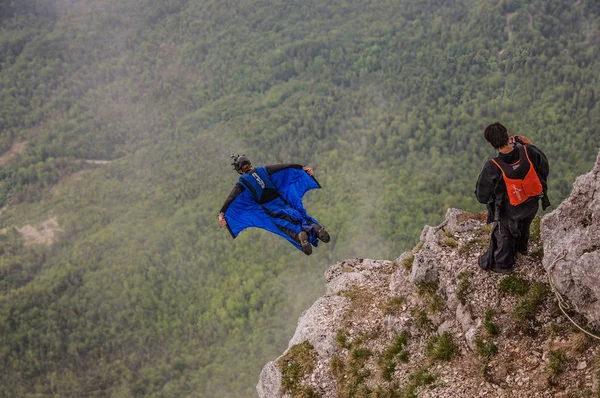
xmin=456 ymin=270 xmax=473 ymax=304
xmin=278 ymin=341 xmax=320 ymax=397
xmin=416 ymin=281 xmax=444 ymax=313
xmin=377 ymin=332 xmax=410 ymax=382
xmin=381 ymin=296 xmax=406 ymax=316
xmin=426 ymin=332 xmax=456 ymax=362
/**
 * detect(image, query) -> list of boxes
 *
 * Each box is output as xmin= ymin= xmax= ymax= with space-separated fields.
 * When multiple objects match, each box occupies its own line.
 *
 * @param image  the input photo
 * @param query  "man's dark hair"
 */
xmin=484 ymin=122 xmax=509 ymax=149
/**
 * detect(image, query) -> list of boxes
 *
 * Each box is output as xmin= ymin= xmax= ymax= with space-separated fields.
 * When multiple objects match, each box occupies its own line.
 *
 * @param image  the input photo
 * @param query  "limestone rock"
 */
xmin=542 ymin=150 xmax=600 ymax=327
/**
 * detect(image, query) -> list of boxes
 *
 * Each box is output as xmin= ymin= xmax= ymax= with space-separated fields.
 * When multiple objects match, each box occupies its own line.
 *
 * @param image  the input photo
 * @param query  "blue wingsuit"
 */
xmin=220 ymin=164 xmax=323 ymax=251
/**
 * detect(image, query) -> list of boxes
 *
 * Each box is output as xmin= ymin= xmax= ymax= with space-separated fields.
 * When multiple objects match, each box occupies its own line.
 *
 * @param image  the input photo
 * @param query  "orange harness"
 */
xmin=491 ymin=145 xmax=543 ymax=206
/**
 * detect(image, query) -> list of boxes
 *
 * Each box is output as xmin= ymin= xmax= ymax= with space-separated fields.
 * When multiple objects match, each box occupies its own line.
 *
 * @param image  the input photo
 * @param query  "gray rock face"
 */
xmin=256 ymin=293 xmax=351 ymax=398
xmin=256 ymin=361 xmax=282 ymax=398
xmin=541 ymin=150 xmax=600 ymax=327
xmin=258 ymin=260 xmax=377 ymax=398
xmin=410 ymin=225 xmax=444 ymax=285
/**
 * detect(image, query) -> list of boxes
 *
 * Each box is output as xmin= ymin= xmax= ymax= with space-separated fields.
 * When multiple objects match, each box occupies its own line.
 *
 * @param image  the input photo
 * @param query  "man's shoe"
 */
xmin=298 ymin=231 xmax=312 ymax=255
xmin=311 ymin=223 xmax=331 ymax=243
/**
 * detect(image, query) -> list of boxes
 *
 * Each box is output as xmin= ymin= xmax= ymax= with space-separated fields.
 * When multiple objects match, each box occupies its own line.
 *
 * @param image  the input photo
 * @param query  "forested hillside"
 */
xmin=0 ymin=0 xmax=598 ymax=396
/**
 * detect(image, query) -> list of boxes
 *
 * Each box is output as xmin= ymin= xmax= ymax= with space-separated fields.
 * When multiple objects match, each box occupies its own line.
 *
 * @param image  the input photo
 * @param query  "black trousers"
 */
xmin=479 ymin=199 xmax=539 ymax=270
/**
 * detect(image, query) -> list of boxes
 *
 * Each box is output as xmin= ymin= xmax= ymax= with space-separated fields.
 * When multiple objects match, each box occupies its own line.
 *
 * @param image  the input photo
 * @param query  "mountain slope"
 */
xmin=0 ymin=0 xmax=599 ymax=396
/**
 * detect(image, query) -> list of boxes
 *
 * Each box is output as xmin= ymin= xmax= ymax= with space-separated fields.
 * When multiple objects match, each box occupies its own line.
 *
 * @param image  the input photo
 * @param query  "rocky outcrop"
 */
xmin=542 ymin=151 xmax=600 ymax=327
xmin=258 ymin=151 xmax=600 ymax=398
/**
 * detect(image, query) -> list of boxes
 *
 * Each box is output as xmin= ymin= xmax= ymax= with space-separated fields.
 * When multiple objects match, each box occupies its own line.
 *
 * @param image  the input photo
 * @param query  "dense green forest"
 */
xmin=0 ymin=0 xmax=598 ymax=396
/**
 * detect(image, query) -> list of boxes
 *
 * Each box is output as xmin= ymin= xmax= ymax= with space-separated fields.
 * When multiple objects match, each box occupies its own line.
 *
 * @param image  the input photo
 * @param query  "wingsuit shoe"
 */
xmin=311 ymin=223 xmax=331 ymax=243
xmin=298 ymin=231 xmax=312 ymax=255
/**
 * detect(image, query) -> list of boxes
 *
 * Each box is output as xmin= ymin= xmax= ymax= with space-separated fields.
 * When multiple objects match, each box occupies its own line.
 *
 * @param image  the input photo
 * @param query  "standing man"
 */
xmin=475 ymin=122 xmax=551 ymax=273
xmin=219 ymin=155 xmax=330 ymax=255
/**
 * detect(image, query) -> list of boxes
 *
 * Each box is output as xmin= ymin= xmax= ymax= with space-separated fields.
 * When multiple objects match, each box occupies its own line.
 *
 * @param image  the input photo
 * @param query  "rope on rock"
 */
xmin=547 ymin=250 xmax=600 ymax=341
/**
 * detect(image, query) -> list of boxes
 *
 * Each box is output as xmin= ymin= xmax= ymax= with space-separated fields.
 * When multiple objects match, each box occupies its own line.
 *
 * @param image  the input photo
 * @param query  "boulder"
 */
xmin=541 ymin=151 xmax=600 ymax=327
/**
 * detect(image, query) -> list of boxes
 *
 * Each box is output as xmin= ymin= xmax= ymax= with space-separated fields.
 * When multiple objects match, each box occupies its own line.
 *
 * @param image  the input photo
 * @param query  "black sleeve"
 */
xmin=526 ymin=145 xmax=551 ymax=209
xmin=474 ymin=160 xmax=501 ymax=205
xmin=265 ymin=163 xmax=303 ymax=174
xmin=526 ymin=145 xmax=549 ymax=181
xmin=220 ymin=183 xmax=245 ymax=213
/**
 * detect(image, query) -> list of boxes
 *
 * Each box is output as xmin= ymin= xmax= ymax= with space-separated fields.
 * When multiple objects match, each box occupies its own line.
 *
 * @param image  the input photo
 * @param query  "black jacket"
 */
xmin=475 ymin=144 xmax=550 ymax=223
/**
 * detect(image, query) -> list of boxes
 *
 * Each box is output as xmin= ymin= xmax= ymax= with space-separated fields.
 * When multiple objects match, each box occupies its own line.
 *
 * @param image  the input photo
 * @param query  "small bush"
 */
xmin=513 ymin=282 xmax=548 ymax=326
xmin=529 ymin=217 xmax=541 ymax=242
xmin=417 ymin=281 xmax=445 ymax=313
xmin=426 ymin=332 xmax=456 ymax=361
xmin=351 ymin=347 xmax=373 ymax=362
xmin=402 ymin=254 xmax=415 ymax=271
xmin=530 ymin=246 xmax=544 ymax=262
xmin=411 ymin=307 xmax=432 ymax=330
xmin=478 ymin=224 xmax=494 ymax=235
xmin=498 ymin=274 xmax=530 ymax=296
xmin=475 ymin=335 xmax=498 ymax=359
xmin=442 ymin=237 xmax=458 ymax=248
xmin=378 ymin=332 xmax=410 ymax=381
xmin=332 ymin=340 xmax=373 ymax=398
xmin=483 ymin=310 xmax=499 ymax=336
xmin=456 ymin=270 xmax=472 ymax=304
xmin=278 ymin=341 xmax=318 ymax=396
xmin=548 ymin=349 xmax=566 ymax=381
xmin=330 ymin=355 xmax=344 ymax=375
xmin=382 ymin=296 xmax=406 ymax=316
xmin=336 ymin=329 xmax=350 ymax=349
xmin=404 ymin=367 xmax=436 ymax=398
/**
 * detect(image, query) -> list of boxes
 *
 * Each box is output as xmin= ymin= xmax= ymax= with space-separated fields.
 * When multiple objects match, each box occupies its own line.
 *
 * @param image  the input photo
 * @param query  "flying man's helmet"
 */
xmin=230 ymin=154 xmax=251 ymax=174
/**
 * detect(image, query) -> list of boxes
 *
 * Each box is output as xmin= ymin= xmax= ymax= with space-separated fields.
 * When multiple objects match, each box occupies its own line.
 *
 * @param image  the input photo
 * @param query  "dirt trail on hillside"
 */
xmin=0 ymin=141 xmax=27 ymax=166
xmin=0 ymin=217 xmax=61 ymax=246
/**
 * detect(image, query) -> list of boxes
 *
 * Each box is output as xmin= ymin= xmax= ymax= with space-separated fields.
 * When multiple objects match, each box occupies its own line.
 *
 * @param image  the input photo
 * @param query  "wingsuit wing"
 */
xmin=224 ymin=186 xmax=269 ymax=238
xmin=269 ymin=167 xmax=321 ymax=219
xmin=223 ymin=168 xmax=321 ymax=250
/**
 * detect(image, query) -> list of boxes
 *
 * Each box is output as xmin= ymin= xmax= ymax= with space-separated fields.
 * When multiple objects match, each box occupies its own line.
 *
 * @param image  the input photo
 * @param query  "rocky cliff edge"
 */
xmin=258 ymin=151 xmax=600 ymax=398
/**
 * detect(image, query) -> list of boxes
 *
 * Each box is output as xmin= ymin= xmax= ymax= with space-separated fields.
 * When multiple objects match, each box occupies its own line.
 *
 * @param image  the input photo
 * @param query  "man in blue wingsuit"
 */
xmin=218 ymin=154 xmax=330 ymax=255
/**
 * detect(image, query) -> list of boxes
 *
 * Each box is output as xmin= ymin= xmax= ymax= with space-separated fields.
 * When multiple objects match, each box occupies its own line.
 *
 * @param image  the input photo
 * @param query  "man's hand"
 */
xmin=514 ymin=135 xmax=532 ymax=145
xmin=303 ymin=166 xmax=314 ymax=176
xmin=218 ymin=213 xmax=227 ymax=227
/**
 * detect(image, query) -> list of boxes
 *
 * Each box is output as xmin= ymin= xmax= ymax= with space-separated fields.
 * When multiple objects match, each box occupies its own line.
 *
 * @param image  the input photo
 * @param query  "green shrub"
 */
xmin=513 ymin=282 xmax=548 ymax=327
xmin=336 ymin=329 xmax=350 ymax=349
xmin=404 ymin=367 xmax=436 ymax=398
xmin=378 ymin=332 xmax=410 ymax=381
xmin=547 ymin=349 xmax=566 ymax=382
xmin=416 ymin=281 xmax=444 ymax=313
xmin=483 ymin=310 xmax=499 ymax=336
xmin=475 ymin=335 xmax=498 ymax=359
xmin=402 ymin=254 xmax=415 ymax=271
xmin=529 ymin=217 xmax=541 ymax=242
xmin=498 ymin=274 xmax=530 ymax=296
xmin=442 ymin=237 xmax=458 ymax=248
xmin=278 ymin=341 xmax=318 ymax=396
xmin=456 ymin=270 xmax=472 ymax=304
xmin=426 ymin=332 xmax=456 ymax=361
xmin=411 ymin=308 xmax=432 ymax=330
